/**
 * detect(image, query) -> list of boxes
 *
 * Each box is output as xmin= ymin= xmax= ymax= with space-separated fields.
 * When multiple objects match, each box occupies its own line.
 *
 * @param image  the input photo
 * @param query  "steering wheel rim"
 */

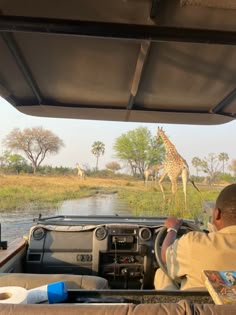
xmin=154 ymin=221 xmax=202 ymax=288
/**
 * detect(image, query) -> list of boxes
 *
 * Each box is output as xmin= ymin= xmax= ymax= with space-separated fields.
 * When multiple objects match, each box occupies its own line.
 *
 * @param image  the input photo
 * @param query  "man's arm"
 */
xmin=161 ymin=217 xmax=183 ymax=263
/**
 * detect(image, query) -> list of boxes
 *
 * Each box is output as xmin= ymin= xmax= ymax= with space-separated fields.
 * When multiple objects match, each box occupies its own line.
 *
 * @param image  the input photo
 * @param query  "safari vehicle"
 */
xmin=0 ymin=0 xmax=236 ymax=314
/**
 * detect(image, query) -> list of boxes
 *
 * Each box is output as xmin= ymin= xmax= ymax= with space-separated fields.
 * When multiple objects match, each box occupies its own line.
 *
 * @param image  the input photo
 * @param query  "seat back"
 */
xmin=0 ymin=300 xmax=236 ymax=315
xmin=0 ymin=273 xmax=109 ymax=289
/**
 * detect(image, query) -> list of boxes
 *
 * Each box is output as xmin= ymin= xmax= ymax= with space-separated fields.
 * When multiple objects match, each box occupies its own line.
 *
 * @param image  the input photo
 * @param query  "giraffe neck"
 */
xmin=160 ymin=133 xmax=178 ymax=157
xmin=160 ymin=132 xmax=188 ymax=167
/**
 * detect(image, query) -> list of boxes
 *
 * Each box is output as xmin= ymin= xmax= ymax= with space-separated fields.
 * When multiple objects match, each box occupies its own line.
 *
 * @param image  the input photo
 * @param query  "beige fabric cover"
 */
xmin=0 ymin=300 xmax=236 ymax=315
xmin=0 ymin=273 xmax=109 ymax=289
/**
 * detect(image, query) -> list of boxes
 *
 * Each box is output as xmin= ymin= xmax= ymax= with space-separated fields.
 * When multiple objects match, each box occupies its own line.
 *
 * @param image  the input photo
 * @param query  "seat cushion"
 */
xmin=0 ymin=273 xmax=109 ymax=289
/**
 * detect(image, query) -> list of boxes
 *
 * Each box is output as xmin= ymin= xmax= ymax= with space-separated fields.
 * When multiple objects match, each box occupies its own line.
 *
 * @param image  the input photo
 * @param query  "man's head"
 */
xmin=213 ymin=184 xmax=236 ymax=230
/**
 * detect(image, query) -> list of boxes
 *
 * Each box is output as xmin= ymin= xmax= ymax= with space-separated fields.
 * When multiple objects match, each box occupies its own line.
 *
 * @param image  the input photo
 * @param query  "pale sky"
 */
xmin=0 ymin=96 xmax=236 ymax=174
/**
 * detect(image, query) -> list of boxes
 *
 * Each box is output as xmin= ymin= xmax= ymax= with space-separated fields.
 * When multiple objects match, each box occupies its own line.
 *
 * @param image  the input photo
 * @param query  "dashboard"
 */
xmin=25 ymin=215 xmax=168 ymax=289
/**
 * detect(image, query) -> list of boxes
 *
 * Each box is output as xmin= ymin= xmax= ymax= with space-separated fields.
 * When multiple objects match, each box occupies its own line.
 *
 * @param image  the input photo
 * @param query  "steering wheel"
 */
xmin=154 ymin=221 xmax=202 ymax=288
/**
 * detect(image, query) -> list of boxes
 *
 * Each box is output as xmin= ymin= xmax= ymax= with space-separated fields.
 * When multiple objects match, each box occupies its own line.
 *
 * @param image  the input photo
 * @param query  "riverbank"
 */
xmin=0 ymin=174 xmax=222 ymax=219
xmin=0 ymin=174 xmax=129 ymax=211
xmin=1 ymin=193 xmax=132 ymax=242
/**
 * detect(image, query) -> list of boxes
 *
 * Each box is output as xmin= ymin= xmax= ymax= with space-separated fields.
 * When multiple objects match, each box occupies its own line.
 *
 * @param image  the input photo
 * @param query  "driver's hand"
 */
xmin=165 ymin=216 xmax=183 ymax=230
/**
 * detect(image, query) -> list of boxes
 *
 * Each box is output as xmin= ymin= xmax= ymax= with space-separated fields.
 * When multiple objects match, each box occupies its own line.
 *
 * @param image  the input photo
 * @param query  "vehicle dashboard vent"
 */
xmin=32 ymin=227 xmax=45 ymax=240
xmin=139 ymin=228 xmax=152 ymax=241
xmin=94 ymin=226 xmax=107 ymax=240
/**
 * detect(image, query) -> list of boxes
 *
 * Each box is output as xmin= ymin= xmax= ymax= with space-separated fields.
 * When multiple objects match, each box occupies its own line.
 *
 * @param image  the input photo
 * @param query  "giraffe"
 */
xmin=76 ymin=163 xmax=85 ymax=180
xmin=144 ymin=164 xmax=163 ymax=185
xmin=156 ymin=127 xmax=192 ymax=207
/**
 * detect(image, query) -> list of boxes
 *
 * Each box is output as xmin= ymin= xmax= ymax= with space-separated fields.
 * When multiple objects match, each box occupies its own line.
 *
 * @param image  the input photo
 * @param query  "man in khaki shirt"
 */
xmin=154 ymin=183 xmax=236 ymax=290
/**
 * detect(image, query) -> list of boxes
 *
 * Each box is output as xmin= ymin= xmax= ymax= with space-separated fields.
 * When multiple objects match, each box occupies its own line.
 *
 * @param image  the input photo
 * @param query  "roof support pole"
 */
xmin=1 ymin=16 xmax=236 ymax=46
xmin=1 ymin=32 xmax=43 ymax=104
xmin=126 ymin=41 xmax=151 ymax=120
xmin=211 ymin=88 xmax=236 ymax=116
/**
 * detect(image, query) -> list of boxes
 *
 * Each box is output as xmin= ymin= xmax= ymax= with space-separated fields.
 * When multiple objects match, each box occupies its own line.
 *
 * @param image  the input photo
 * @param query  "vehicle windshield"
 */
xmin=1 ymin=95 xmax=235 ymax=241
xmin=1 ymin=0 xmax=236 ymax=246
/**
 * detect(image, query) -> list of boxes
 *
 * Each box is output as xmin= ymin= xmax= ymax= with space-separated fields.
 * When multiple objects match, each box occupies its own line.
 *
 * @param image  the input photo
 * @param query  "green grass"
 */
xmin=0 ymin=175 xmax=223 ymax=222
xmin=117 ymin=183 xmax=221 ymax=221
xmin=0 ymin=185 xmax=92 ymax=211
xmin=0 ymin=176 xmax=112 ymax=211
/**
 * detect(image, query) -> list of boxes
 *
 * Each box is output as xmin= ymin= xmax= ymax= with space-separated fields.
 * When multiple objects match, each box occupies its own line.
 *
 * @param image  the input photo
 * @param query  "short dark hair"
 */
xmin=216 ymin=184 xmax=236 ymax=221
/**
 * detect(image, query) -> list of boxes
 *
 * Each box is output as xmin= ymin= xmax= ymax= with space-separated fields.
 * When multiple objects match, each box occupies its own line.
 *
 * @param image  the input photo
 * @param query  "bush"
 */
xmin=218 ymin=173 xmax=235 ymax=183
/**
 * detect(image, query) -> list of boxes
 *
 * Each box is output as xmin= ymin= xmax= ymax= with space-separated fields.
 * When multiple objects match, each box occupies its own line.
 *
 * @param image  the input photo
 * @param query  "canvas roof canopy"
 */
xmin=0 ymin=0 xmax=236 ymax=125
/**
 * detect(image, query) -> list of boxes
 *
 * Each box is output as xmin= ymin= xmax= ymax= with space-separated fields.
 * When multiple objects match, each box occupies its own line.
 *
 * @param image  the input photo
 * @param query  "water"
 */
xmin=0 ymin=193 xmax=132 ymax=243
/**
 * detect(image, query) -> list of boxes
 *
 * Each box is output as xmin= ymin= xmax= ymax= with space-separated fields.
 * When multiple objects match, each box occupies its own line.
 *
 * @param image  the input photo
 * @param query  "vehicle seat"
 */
xmin=0 ymin=273 xmax=109 ymax=290
xmin=1 ymin=300 xmax=236 ymax=315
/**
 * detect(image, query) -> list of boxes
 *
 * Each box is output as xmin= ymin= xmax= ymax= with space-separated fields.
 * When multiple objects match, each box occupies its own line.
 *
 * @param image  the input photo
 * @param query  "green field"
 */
xmin=0 ymin=175 xmax=223 ymax=223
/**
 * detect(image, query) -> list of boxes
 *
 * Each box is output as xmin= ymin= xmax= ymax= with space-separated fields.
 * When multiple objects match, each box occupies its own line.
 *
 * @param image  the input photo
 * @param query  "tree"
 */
xmin=8 ymin=153 xmax=29 ymax=174
xmin=218 ymin=152 xmax=229 ymax=174
xmin=3 ymin=127 xmax=64 ymax=174
xmin=0 ymin=150 xmax=29 ymax=174
xmin=106 ymin=161 xmax=121 ymax=173
xmin=91 ymin=141 xmax=105 ymax=171
xmin=192 ymin=157 xmax=202 ymax=176
xmin=197 ymin=153 xmax=222 ymax=185
xmin=113 ymin=127 xmax=165 ymax=176
xmin=228 ymin=159 xmax=236 ymax=176
xmin=0 ymin=150 xmax=9 ymax=169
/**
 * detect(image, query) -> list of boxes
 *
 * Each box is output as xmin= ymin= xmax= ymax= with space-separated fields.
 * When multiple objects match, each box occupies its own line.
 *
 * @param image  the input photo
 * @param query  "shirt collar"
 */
xmin=218 ymin=225 xmax=236 ymax=234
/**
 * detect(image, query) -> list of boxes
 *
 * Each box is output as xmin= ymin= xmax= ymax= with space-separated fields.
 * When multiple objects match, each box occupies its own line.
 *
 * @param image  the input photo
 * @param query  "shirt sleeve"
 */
xmin=165 ymin=232 xmax=192 ymax=280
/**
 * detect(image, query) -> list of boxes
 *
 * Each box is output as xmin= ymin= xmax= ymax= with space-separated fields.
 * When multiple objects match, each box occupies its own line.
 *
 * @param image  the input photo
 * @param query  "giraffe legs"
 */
xmin=159 ymin=168 xmax=189 ymax=208
xmin=158 ymin=170 xmax=168 ymax=202
xmin=144 ymin=170 xmax=150 ymax=186
xmin=181 ymin=167 xmax=188 ymax=209
xmin=168 ymin=177 xmax=177 ymax=205
xmin=78 ymin=170 xmax=85 ymax=180
xmin=169 ymin=169 xmax=188 ymax=208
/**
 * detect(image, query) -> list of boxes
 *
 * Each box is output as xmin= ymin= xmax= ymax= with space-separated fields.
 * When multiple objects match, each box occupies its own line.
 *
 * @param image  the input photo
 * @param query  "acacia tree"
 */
xmin=113 ymin=127 xmax=165 ymax=176
xmin=91 ymin=141 xmax=105 ymax=171
xmin=196 ymin=153 xmax=222 ymax=185
xmin=3 ymin=127 xmax=64 ymax=174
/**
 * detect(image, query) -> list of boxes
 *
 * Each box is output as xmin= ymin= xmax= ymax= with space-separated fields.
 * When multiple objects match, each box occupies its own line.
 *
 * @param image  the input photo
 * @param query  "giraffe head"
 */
xmin=156 ymin=126 xmax=165 ymax=141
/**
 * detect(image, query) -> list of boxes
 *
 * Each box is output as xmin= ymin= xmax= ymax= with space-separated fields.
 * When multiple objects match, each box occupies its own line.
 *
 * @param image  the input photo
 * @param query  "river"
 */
xmin=0 ymin=193 xmax=132 ymax=243
xmin=1 ymin=195 xmax=215 ymax=243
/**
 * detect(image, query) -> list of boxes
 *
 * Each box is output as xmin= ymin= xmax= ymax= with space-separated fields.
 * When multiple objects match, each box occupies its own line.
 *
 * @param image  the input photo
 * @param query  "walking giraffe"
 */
xmin=76 ymin=163 xmax=85 ymax=180
xmin=144 ymin=164 xmax=163 ymax=185
xmin=156 ymin=127 xmax=198 ymax=208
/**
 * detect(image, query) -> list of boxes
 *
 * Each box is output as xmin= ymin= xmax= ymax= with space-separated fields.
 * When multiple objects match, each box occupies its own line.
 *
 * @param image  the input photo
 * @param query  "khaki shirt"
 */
xmin=166 ymin=225 xmax=236 ymax=290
